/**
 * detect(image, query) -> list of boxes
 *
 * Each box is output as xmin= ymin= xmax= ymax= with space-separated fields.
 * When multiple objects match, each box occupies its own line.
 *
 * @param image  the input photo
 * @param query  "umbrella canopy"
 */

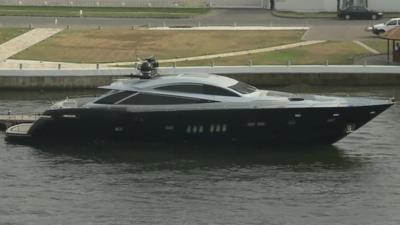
xmin=381 ymin=27 xmax=400 ymax=40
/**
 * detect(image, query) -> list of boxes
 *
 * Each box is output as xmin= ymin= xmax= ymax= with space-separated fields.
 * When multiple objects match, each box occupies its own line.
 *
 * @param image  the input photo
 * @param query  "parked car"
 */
xmin=338 ymin=6 xmax=383 ymax=20
xmin=372 ymin=18 xmax=400 ymax=34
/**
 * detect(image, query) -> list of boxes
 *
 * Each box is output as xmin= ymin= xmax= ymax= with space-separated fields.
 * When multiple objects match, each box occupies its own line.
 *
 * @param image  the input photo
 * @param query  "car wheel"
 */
xmin=345 ymin=15 xmax=351 ymax=20
xmin=372 ymin=14 xmax=377 ymax=20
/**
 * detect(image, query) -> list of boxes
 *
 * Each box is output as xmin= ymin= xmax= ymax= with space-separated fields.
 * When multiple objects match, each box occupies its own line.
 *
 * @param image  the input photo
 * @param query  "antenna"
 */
xmin=135 ymin=56 xmax=159 ymax=79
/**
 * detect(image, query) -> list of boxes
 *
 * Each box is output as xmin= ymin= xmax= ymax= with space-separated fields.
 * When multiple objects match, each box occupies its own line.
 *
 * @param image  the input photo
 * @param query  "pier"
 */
xmin=0 ymin=115 xmax=39 ymax=130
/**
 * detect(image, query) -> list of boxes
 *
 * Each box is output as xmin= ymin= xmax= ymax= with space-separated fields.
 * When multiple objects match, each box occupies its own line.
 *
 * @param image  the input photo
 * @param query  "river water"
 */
xmin=0 ymin=86 xmax=399 ymax=225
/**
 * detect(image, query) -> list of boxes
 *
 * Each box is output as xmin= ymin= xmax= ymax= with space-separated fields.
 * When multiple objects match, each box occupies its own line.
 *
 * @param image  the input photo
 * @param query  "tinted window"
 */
xmin=388 ymin=20 xmax=397 ymax=26
xmin=95 ymin=91 xmax=135 ymax=104
xmin=229 ymin=82 xmax=257 ymax=94
xmin=119 ymin=93 xmax=215 ymax=105
xmin=203 ymin=85 xmax=239 ymax=97
xmin=157 ymin=84 xmax=203 ymax=94
xmin=157 ymin=84 xmax=239 ymax=97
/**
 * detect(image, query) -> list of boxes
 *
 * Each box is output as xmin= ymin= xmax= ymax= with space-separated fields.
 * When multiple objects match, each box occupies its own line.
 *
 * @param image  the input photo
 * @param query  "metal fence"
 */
xmin=0 ymin=0 xmax=269 ymax=8
xmin=0 ymin=0 xmax=208 ymax=7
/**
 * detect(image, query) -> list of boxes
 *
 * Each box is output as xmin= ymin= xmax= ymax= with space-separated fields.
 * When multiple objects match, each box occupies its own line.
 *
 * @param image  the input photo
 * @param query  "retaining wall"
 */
xmin=0 ymin=66 xmax=399 ymax=89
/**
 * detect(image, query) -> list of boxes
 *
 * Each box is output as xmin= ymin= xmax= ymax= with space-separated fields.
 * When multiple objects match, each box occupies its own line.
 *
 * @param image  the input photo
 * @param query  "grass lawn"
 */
xmin=0 ymin=27 xmax=29 ymax=44
xmin=361 ymin=38 xmax=391 ymax=54
xmin=164 ymin=41 xmax=370 ymax=66
xmin=0 ymin=6 xmax=209 ymax=18
xmin=12 ymin=29 xmax=304 ymax=63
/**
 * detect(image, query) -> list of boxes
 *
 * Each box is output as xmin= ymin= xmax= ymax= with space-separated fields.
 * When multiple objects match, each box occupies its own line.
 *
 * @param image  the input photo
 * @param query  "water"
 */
xmin=1 ymin=86 xmax=400 ymax=225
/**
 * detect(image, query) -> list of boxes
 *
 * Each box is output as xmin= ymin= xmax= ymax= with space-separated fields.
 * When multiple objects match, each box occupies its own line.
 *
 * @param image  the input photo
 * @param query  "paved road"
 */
xmin=0 ymin=28 xmax=62 ymax=61
xmin=0 ymin=9 xmax=386 ymax=41
xmin=0 ymin=9 xmax=386 ymax=28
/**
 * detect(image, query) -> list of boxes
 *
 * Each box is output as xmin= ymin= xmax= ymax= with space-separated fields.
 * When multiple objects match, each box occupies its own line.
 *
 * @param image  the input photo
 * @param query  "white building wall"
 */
xmin=276 ymin=0 xmax=400 ymax=12
xmin=275 ymin=0 xmax=337 ymax=12
xmin=368 ymin=0 xmax=400 ymax=12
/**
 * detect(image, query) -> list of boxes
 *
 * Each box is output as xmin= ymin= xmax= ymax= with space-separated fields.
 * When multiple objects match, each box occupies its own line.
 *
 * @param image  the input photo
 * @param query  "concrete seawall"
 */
xmin=0 ymin=66 xmax=399 ymax=89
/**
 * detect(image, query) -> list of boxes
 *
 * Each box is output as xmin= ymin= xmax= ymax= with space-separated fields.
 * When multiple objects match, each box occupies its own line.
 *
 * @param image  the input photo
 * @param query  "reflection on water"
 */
xmin=26 ymin=141 xmax=360 ymax=170
xmin=0 ymin=86 xmax=399 ymax=225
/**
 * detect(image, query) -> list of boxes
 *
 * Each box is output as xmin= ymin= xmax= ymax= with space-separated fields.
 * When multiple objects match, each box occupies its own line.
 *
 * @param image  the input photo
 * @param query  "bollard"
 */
xmin=67 ymin=25 xmax=70 ymax=30
xmin=173 ymin=62 xmax=176 ymax=68
xmin=211 ymin=61 xmax=215 ymax=67
xmin=198 ymin=21 xmax=201 ymax=27
xmin=98 ymin=25 xmax=102 ymax=30
xmin=233 ymin=22 xmax=237 ymax=27
xmin=96 ymin=64 xmax=99 ymax=70
xmin=19 ymin=63 xmax=23 ymax=70
xmin=326 ymin=60 xmax=329 ymax=66
xmin=131 ymin=25 xmax=135 ymax=30
xmin=248 ymin=60 xmax=253 ymax=67
xmin=287 ymin=59 xmax=291 ymax=66
xmin=55 ymin=18 xmax=58 ymax=25
xmin=58 ymin=64 xmax=61 ymax=70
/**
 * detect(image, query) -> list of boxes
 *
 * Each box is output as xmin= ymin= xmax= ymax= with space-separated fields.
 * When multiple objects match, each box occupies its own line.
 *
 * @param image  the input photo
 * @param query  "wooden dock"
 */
xmin=0 ymin=115 xmax=39 ymax=130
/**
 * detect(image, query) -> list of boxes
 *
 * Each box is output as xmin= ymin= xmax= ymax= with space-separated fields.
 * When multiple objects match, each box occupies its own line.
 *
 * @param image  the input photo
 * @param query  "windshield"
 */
xmin=229 ymin=81 xmax=257 ymax=94
xmin=385 ymin=20 xmax=396 ymax=25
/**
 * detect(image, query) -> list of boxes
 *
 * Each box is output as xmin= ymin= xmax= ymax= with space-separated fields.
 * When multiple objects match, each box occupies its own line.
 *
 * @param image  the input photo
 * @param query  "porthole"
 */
xmin=115 ymin=127 xmax=124 ymax=132
xmin=210 ymin=125 xmax=215 ymax=133
xmin=327 ymin=118 xmax=335 ymax=123
xmin=247 ymin=122 xmax=256 ymax=127
xmin=216 ymin=125 xmax=221 ymax=133
xmin=222 ymin=124 xmax=227 ymax=132
xmin=199 ymin=126 xmax=204 ymax=133
xmin=256 ymin=122 xmax=265 ymax=127
xmin=165 ymin=125 xmax=174 ymax=130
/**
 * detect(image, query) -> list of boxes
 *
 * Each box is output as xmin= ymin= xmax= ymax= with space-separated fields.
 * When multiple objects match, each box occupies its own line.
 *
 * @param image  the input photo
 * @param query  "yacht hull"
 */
xmin=14 ymin=103 xmax=391 ymax=145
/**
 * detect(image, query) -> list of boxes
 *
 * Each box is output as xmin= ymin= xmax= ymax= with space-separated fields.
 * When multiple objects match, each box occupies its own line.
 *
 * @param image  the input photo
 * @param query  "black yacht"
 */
xmin=6 ymin=58 xmax=395 ymax=145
